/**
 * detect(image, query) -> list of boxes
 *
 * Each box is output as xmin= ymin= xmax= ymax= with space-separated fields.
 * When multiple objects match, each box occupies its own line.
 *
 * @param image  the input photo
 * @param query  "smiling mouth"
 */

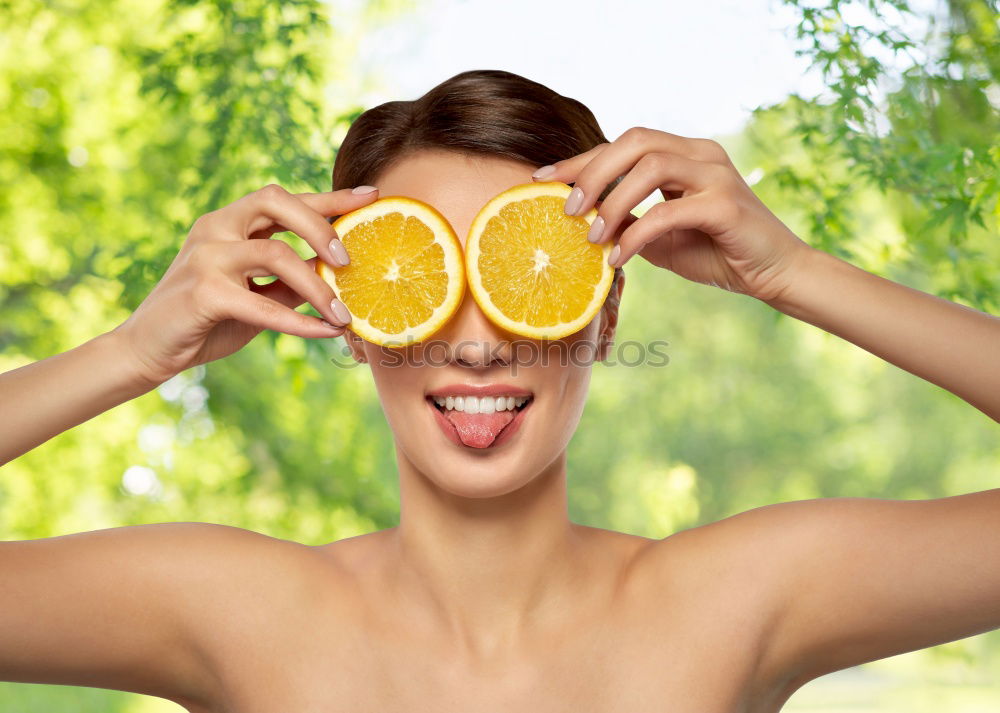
xmin=426 ymin=395 xmax=534 ymax=449
xmin=429 ymin=395 xmax=532 ymax=414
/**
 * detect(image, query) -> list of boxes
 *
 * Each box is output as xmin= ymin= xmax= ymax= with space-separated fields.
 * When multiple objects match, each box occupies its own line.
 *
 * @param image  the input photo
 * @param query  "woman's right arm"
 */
xmin=0 ymin=184 xmax=377 ymax=707
xmin=1 ymin=183 xmax=378 ymax=465
xmin=0 ymin=330 xmax=160 ymax=465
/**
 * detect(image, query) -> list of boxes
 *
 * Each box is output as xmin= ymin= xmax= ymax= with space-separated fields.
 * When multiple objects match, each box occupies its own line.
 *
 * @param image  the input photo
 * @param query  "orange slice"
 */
xmin=316 ymin=196 xmax=465 ymax=347
xmin=464 ymin=182 xmax=614 ymax=340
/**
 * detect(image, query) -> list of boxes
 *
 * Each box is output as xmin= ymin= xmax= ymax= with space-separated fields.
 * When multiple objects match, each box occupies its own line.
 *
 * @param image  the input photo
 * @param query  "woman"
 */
xmin=1 ymin=69 xmax=998 ymax=713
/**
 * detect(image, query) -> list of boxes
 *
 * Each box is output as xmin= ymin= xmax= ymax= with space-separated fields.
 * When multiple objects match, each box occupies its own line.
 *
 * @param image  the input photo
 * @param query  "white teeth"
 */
xmin=430 ymin=394 xmax=531 ymax=412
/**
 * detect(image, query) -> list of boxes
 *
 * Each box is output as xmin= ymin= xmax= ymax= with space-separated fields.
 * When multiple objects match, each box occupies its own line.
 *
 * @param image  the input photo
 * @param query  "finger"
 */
xmin=219 ymin=283 xmax=346 ymax=339
xmin=591 ymin=207 xmax=640 ymax=246
xmin=251 ymin=277 xmax=304 ymax=309
xmin=290 ymin=186 xmax=380 ymax=219
xmin=531 ymin=129 xmax=727 ymax=188
xmin=225 ymin=239 xmax=348 ymax=327
xmin=531 ymin=142 xmax=610 ymax=183
xmin=249 ymin=256 xmax=318 ymax=309
xmin=232 ymin=184 xmax=380 ymax=266
xmin=248 ymin=223 xmax=290 ymax=241
xmin=247 ymin=189 xmax=378 ymax=239
xmin=534 ymin=128 xmax=732 ymax=216
xmin=589 ymin=152 xmax=723 ymax=245
xmin=612 ymin=194 xmax=714 ymax=268
xmin=189 ymin=187 xmax=378 ymax=245
xmin=565 ymin=140 xmax=729 ymax=221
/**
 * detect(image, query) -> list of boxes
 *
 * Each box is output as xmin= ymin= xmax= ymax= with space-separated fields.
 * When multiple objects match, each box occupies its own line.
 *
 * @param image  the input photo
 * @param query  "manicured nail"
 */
xmin=320 ymin=319 xmax=343 ymax=332
xmin=352 ymin=185 xmax=377 ymax=194
xmin=532 ymin=165 xmax=556 ymax=180
xmin=608 ymin=244 xmax=621 ymax=267
xmin=564 ymin=186 xmax=585 ymax=216
xmin=587 ymin=216 xmax=605 ymax=243
xmin=330 ymin=297 xmax=352 ymax=325
xmin=329 ymin=238 xmax=350 ymax=266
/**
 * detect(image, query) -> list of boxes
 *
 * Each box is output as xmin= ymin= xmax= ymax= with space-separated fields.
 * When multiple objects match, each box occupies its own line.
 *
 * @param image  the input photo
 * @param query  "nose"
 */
xmin=432 ymin=289 xmax=516 ymax=369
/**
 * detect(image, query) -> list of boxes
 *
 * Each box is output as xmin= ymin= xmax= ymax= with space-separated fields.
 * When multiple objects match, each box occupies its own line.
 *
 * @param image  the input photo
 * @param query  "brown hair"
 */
xmin=330 ymin=69 xmax=625 ymax=314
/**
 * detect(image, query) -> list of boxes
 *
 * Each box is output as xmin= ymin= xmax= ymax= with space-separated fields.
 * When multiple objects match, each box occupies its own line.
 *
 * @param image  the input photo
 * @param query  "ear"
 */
xmin=596 ymin=269 xmax=625 ymax=363
xmin=343 ymin=329 xmax=368 ymax=364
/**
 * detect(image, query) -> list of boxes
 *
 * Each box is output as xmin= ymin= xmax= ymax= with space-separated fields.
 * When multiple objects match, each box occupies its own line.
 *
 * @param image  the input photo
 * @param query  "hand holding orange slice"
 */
xmin=316 ymin=182 xmax=614 ymax=345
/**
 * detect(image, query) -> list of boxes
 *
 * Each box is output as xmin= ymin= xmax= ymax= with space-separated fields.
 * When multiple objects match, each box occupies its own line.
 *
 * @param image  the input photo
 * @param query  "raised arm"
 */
xmin=534 ymin=126 xmax=1000 ymax=422
xmin=0 ymin=184 xmax=377 ymax=703
xmin=0 ymin=331 xmax=158 ymax=465
xmin=764 ymin=246 xmax=1000 ymax=422
xmin=1 ymin=184 xmax=380 ymax=465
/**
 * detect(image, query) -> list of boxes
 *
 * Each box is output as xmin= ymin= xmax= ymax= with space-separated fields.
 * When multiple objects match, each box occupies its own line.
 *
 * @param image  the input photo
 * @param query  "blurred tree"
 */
xmin=754 ymin=0 xmax=999 ymax=310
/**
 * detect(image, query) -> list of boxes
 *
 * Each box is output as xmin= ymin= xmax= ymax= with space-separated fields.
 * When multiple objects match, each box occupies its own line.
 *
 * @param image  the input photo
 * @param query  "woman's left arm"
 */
xmin=540 ymin=125 xmax=1000 ymax=423
xmin=538 ymin=126 xmax=1000 ymax=691
xmin=763 ymin=244 xmax=1000 ymax=422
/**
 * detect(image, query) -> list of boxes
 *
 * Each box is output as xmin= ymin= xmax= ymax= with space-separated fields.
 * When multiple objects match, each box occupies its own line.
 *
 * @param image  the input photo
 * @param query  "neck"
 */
xmin=387 ymin=448 xmax=587 ymax=659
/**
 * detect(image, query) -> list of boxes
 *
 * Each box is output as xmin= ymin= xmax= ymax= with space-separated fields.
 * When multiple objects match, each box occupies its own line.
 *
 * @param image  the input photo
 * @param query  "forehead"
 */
xmin=373 ymin=149 xmax=536 ymax=245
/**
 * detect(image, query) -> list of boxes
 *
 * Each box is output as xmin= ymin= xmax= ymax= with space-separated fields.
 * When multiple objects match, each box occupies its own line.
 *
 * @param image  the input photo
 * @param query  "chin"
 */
xmin=415 ymin=449 xmax=551 ymax=499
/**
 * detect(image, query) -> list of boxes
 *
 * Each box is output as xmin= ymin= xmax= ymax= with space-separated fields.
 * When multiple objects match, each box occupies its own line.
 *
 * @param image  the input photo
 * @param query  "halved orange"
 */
xmin=316 ymin=196 xmax=465 ymax=347
xmin=464 ymin=182 xmax=614 ymax=340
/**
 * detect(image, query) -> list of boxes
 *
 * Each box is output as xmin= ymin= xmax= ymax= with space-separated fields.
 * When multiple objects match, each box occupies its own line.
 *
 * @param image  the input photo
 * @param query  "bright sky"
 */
xmin=342 ymin=0 xmax=828 ymax=141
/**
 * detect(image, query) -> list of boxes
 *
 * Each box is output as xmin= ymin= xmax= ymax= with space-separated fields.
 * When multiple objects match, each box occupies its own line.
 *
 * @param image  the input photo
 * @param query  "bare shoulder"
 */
xmin=0 ymin=520 xmax=347 ymax=713
xmin=168 ymin=524 xmax=368 ymax=707
xmin=178 ymin=521 xmax=363 ymax=635
xmin=624 ymin=502 xmax=797 ymax=585
xmin=621 ymin=502 xmax=833 ymax=691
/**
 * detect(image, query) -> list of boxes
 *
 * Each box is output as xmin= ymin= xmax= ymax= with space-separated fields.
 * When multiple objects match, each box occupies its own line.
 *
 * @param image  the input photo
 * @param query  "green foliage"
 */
xmin=759 ymin=0 xmax=999 ymax=310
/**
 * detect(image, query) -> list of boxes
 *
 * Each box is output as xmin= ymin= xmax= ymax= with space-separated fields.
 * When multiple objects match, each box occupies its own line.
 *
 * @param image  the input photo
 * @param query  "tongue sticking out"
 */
xmin=445 ymin=409 xmax=516 ymax=448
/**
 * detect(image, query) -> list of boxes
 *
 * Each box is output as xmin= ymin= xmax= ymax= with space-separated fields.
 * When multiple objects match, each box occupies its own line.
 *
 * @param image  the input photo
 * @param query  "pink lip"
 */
xmin=426 ymin=383 xmax=533 ymax=398
xmin=426 ymin=395 xmax=533 ymax=449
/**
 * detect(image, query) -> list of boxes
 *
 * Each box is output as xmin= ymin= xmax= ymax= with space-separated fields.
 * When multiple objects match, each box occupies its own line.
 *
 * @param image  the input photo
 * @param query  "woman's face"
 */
xmin=345 ymin=149 xmax=622 ymax=499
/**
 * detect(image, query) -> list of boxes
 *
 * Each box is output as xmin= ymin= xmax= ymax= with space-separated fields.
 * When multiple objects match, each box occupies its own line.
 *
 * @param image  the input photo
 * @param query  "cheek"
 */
xmin=366 ymin=348 xmax=421 ymax=418
xmin=558 ymin=315 xmax=604 ymax=368
xmin=536 ymin=342 xmax=596 ymax=437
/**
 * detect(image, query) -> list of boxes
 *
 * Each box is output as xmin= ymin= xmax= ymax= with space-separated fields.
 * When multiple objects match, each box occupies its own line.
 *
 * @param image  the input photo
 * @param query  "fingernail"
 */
xmin=587 ymin=216 xmax=605 ymax=243
xmin=329 ymin=238 xmax=350 ymax=266
xmin=352 ymin=185 xmax=378 ymax=194
xmin=564 ymin=186 xmax=585 ymax=216
xmin=320 ymin=319 xmax=343 ymax=332
xmin=608 ymin=244 xmax=621 ymax=267
xmin=330 ymin=297 xmax=352 ymax=325
xmin=532 ymin=165 xmax=556 ymax=180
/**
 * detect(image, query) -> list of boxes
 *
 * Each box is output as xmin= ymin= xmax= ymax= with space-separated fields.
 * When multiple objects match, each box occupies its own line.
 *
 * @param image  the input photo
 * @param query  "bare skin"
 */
xmin=1 ymin=129 xmax=999 ymax=713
